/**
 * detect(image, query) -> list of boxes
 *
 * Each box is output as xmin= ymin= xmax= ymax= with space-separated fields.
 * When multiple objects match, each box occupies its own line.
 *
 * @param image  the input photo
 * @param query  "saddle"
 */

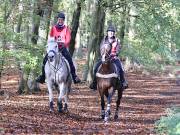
xmin=96 ymin=63 xmax=119 ymax=79
xmin=62 ymin=56 xmax=71 ymax=73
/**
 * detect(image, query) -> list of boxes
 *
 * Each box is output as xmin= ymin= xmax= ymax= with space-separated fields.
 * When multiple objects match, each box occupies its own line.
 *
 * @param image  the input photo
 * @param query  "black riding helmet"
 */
xmin=57 ymin=12 xmax=65 ymax=20
xmin=107 ymin=25 xmax=116 ymax=32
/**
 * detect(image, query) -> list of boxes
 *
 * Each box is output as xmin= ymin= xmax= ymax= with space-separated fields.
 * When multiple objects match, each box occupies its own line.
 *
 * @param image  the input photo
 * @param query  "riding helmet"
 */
xmin=107 ymin=25 xmax=116 ymax=32
xmin=57 ymin=12 xmax=65 ymax=20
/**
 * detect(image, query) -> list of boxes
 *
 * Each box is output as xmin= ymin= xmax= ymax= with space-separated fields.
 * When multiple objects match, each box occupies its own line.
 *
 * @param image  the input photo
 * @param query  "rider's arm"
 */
xmin=49 ymin=26 xmax=54 ymax=37
xmin=111 ymin=38 xmax=121 ymax=57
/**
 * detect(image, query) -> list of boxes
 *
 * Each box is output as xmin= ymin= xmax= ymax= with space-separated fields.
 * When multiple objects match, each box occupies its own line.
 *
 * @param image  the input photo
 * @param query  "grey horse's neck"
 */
xmin=54 ymin=53 xmax=62 ymax=69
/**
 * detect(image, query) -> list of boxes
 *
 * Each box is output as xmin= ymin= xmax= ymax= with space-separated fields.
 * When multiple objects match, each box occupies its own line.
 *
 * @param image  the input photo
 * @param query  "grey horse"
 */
xmin=45 ymin=38 xmax=72 ymax=113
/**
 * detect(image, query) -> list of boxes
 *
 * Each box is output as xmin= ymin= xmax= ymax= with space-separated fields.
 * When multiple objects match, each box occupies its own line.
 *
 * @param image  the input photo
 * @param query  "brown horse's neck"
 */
xmin=100 ymin=62 xmax=114 ymax=74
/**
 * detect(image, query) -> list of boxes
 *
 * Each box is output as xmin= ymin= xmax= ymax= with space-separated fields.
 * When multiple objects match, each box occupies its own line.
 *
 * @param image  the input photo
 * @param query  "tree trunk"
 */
xmin=69 ymin=0 xmax=83 ymax=56
xmin=119 ymin=5 xmax=127 ymax=46
xmin=15 ymin=6 xmax=25 ymax=94
xmin=18 ymin=70 xmax=30 ymax=94
xmin=0 ymin=1 xmax=9 ymax=89
xmin=30 ymin=0 xmax=45 ymax=92
xmin=31 ymin=0 xmax=44 ymax=44
xmin=84 ymin=0 xmax=105 ymax=82
xmin=45 ymin=0 xmax=54 ymax=40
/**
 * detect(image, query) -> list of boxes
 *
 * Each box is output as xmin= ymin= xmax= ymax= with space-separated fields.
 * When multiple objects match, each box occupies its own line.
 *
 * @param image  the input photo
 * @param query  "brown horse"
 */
xmin=96 ymin=43 xmax=123 ymax=122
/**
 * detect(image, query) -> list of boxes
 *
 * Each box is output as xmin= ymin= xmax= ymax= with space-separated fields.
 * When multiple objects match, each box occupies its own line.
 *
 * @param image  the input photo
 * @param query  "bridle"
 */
xmin=47 ymin=49 xmax=63 ymax=73
xmin=101 ymin=44 xmax=112 ymax=63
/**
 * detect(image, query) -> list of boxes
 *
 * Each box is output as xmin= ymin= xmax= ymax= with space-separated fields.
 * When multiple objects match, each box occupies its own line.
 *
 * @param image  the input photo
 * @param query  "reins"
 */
xmin=47 ymin=51 xmax=64 ymax=82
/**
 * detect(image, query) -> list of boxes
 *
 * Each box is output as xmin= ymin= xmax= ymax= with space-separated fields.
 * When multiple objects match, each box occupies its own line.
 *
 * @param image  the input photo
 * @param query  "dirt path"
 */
xmin=0 ymin=71 xmax=179 ymax=134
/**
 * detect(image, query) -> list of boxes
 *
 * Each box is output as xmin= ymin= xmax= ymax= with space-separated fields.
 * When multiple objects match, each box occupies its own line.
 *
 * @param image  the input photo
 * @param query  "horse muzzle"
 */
xmin=48 ymin=55 xmax=55 ymax=62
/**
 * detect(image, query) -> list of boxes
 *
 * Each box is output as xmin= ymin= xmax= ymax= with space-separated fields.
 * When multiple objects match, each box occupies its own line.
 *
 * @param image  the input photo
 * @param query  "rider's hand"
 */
xmin=110 ymin=53 xmax=118 ymax=58
xmin=57 ymin=42 xmax=65 ymax=48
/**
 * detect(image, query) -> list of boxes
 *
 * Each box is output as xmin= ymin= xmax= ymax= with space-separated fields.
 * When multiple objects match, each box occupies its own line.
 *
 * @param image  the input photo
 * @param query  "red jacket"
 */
xmin=49 ymin=25 xmax=71 ymax=48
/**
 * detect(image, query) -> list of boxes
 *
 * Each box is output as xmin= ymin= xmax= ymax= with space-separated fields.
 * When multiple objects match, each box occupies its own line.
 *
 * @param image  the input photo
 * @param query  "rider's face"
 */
xmin=57 ymin=18 xmax=64 ymax=25
xmin=107 ymin=31 xmax=115 ymax=38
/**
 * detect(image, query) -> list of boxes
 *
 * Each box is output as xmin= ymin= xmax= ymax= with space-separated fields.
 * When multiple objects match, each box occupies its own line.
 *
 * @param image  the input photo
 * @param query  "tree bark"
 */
xmin=119 ymin=4 xmax=127 ymax=46
xmin=15 ymin=4 xmax=25 ymax=94
xmin=0 ymin=1 xmax=12 ymax=89
xmin=45 ymin=0 xmax=54 ymax=40
xmin=30 ymin=0 xmax=45 ymax=92
xmin=84 ymin=0 xmax=105 ymax=82
xmin=31 ymin=0 xmax=44 ymax=44
xmin=69 ymin=0 xmax=83 ymax=56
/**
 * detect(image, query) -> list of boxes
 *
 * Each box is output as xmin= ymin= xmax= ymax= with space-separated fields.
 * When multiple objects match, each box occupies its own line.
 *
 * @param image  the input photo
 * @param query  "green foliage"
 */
xmin=135 ymin=0 xmax=179 ymax=62
xmin=0 ymin=0 xmax=179 ymax=78
xmin=106 ymin=0 xmax=180 ymax=71
xmin=0 ymin=0 xmax=47 ymax=76
xmin=155 ymin=107 xmax=180 ymax=135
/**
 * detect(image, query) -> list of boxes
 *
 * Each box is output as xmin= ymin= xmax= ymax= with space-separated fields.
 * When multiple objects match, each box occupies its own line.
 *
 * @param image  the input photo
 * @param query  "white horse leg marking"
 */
xmin=107 ymin=104 xmax=110 ymax=112
xmin=105 ymin=104 xmax=111 ymax=122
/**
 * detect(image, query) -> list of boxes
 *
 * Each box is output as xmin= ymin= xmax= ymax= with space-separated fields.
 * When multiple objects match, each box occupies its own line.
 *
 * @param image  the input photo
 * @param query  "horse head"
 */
xmin=46 ymin=38 xmax=59 ymax=62
xmin=100 ymin=43 xmax=112 ymax=64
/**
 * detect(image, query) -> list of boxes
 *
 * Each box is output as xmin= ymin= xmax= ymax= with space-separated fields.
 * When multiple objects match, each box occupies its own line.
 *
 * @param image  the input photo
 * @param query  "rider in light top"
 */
xmin=89 ymin=24 xmax=128 ymax=90
xmin=36 ymin=12 xmax=81 ymax=84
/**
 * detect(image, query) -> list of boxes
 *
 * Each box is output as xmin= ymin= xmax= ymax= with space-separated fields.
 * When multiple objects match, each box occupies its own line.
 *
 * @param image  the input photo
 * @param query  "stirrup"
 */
xmin=74 ymin=76 xmax=81 ymax=84
xmin=89 ymin=82 xmax=97 ymax=90
xmin=122 ymin=81 xmax=128 ymax=89
xmin=36 ymin=75 xmax=45 ymax=84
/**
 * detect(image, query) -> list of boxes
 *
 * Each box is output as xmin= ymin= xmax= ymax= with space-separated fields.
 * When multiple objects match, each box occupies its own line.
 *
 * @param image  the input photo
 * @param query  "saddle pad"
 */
xmin=96 ymin=63 xmax=119 ymax=78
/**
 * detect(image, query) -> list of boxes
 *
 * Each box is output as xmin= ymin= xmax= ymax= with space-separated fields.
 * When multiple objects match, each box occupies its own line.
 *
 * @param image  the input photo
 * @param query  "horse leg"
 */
xmin=57 ymin=83 xmax=65 ymax=113
xmin=104 ymin=90 xmax=115 ymax=122
xmin=47 ymin=81 xmax=54 ymax=112
xmin=100 ymin=95 xmax=105 ymax=119
xmin=114 ymin=89 xmax=123 ymax=120
xmin=104 ymin=92 xmax=111 ymax=115
xmin=64 ymin=85 xmax=68 ymax=113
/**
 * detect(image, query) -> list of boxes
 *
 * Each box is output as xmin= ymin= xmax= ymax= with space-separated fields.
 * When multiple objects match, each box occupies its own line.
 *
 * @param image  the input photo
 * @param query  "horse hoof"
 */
xmin=49 ymin=109 xmax=54 ymax=113
xmin=58 ymin=109 xmax=63 ymax=113
xmin=114 ymin=115 xmax=118 ymax=120
xmin=64 ymin=104 xmax=68 ymax=113
xmin=49 ymin=101 xmax=54 ymax=112
xmin=101 ymin=114 xmax=105 ymax=119
xmin=57 ymin=101 xmax=63 ymax=113
xmin=64 ymin=109 xmax=69 ymax=113
xmin=106 ymin=110 xmax=111 ymax=116
xmin=104 ymin=116 xmax=109 ymax=122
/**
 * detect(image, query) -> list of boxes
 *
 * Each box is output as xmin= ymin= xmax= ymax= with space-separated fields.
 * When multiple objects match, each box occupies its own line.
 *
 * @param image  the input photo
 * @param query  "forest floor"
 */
xmin=0 ymin=59 xmax=180 ymax=134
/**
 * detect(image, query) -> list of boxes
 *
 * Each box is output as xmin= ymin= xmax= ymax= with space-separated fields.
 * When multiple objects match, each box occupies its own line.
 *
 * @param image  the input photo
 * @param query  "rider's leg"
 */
xmin=61 ymin=47 xmax=81 ymax=84
xmin=36 ymin=54 xmax=48 ymax=84
xmin=89 ymin=59 xmax=102 ymax=90
xmin=113 ymin=59 xmax=128 ymax=89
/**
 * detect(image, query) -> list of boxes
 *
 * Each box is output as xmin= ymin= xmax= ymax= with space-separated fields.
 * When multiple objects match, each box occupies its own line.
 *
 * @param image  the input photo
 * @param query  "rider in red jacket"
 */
xmin=36 ymin=12 xmax=81 ymax=84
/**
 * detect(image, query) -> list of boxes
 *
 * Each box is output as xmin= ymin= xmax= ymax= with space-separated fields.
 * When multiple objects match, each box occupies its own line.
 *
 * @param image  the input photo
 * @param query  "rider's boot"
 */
xmin=120 ymin=72 xmax=128 ymax=89
xmin=72 ymin=74 xmax=81 ymax=84
xmin=89 ymin=76 xmax=97 ymax=90
xmin=36 ymin=65 xmax=45 ymax=84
